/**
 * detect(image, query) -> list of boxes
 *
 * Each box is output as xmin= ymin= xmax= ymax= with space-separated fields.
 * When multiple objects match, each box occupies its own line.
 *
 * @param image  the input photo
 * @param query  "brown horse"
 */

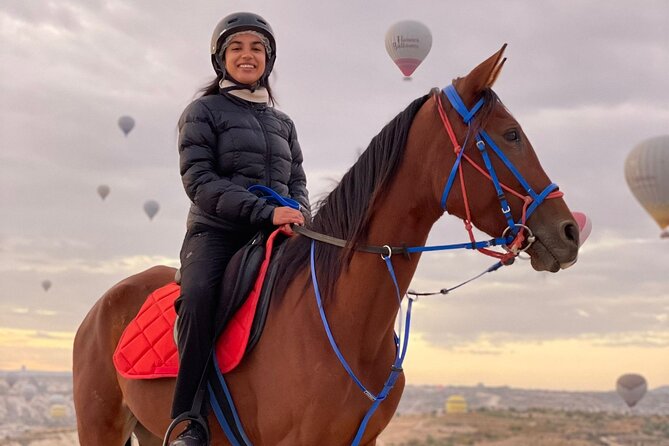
xmin=73 ymin=45 xmax=579 ymax=445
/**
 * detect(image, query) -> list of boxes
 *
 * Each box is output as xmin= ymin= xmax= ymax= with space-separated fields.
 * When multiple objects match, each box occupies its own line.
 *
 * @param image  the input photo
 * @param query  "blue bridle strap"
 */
xmin=445 ymin=85 xmax=484 ymax=124
xmin=474 ymin=135 xmax=516 ymax=231
xmin=440 ymin=143 xmax=465 ymax=210
xmin=479 ymin=131 xmax=558 ymax=204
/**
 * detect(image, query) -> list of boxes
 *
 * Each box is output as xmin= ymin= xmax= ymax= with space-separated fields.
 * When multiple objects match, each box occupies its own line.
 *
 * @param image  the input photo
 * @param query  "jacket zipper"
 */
xmin=255 ymin=108 xmax=272 ymax=187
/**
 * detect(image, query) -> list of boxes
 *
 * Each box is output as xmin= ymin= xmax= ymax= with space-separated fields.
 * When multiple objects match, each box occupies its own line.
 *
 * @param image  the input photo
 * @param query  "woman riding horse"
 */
xmin=73 ymin=44 xmax=579 ymax=445
xmin=171 ymin=12 xmax=309 ymax=445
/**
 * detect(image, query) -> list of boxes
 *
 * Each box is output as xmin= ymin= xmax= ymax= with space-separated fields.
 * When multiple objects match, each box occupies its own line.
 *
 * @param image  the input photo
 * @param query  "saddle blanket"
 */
xmin=113 ymin=228 xmax=285 ymax=379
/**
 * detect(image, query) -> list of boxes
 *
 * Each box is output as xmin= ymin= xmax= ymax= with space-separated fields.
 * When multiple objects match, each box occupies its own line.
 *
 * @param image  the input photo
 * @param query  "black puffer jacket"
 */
xmin=178 ymin=92 xmax=310 ymax=232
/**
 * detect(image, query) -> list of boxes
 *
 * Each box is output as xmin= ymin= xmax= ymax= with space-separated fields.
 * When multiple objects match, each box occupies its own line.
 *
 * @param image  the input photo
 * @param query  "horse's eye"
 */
xmin=504 ymin=129 xmax=520 ymax=142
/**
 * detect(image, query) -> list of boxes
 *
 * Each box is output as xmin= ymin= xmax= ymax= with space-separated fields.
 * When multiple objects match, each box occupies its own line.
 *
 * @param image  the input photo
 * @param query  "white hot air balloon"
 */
xmin=97 ymin=184 xmax=110 ymax=201
xmin=41 ymin=280 xmax=52 ymax=292
xmin=616 ymin=373 xmax=647 ymax=408
xmin=118 ymin=115 xmax=135 ymax=137
xmin=143 ymin=200 xmax=160 ymax=221
xmin=624 ymin=135 xmax=669 ymax=238
xmin=385 ymin=20 xmax=432 ymax=79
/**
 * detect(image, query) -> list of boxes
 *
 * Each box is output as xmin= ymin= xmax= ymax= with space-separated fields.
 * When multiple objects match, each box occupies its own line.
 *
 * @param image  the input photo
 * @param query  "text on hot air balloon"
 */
xmin=391 ymin=36 xmax=421 ymax=49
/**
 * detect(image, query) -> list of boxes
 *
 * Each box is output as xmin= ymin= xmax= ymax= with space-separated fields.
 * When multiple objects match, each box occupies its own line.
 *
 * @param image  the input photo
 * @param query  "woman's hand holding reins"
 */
xmin=272 ymin=206 xmax=304 ymax=235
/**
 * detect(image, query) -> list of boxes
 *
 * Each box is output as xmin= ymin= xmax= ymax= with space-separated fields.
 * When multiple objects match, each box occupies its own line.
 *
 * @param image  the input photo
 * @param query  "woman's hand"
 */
xmin=272 ymin=207 xmax=304 ymax=235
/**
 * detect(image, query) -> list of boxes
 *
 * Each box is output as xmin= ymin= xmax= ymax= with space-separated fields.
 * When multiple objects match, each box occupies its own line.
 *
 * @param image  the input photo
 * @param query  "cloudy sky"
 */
xmin=1 ymin=0 xmax=667 ymax=392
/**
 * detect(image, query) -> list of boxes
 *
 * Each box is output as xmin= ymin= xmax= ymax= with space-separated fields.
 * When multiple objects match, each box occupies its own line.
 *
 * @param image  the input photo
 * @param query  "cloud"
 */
xmin=406 ymin=232 xmax=668 ymax=347
xmin=588 ymin=331 xmax=669 ymax=349
xmin=1 ymin=1 xmax=85 ymax=32
xmin=0 ymin=0 xmax=667 ymax=384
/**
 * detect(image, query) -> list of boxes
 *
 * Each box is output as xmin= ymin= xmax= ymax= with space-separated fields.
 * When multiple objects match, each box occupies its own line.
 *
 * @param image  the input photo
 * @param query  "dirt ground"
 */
xmin=377 ymin=409 xmax=669 ymax=446
xmin=4 ymin=410 xmax=669 ymax=445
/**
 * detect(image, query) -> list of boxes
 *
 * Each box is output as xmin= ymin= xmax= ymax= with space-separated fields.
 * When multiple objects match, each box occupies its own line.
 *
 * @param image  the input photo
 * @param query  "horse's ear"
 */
xmin=486 ymin=55 xmax=506 ymax=88
xmin=459 ymin=44 xmax=507 ymax=100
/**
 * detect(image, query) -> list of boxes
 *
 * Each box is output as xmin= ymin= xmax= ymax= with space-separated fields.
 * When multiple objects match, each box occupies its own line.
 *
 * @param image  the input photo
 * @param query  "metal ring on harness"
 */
xmin=501 ymin=224 xmax=535 ymax=254
xmin=380 ymin=245 xmax=392 ymax=260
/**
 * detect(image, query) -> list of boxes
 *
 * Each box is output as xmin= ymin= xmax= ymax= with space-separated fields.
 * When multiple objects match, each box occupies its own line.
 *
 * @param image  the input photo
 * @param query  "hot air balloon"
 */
xmin=22 ymin=383 xmax=37 ymax=402
xmin=118 ymin=115 xmax=135 ymax=136
xmin=572 ymin=211 xmax=592 ymax=247
xmin=143 ymin=200 xmax=160 ymax=221
xmin=624 ymin=135 xmax=669 ymax=238
xmin=41 ymin=280 xmax=52 ymax=292
xmin=385 ymin=20 xmax=432 ymax=79
xmin=616 ymin=373 xmax=647 ymax=408
xmin=49 ymin=404 xmax=68 ymax=419
xmin=97 ymin=184 xmax=110 ymax=201
xmin=445 ymin=395 xmax=468 ymax=414
xmin=5 ymin=372 xmax=18 ymax=388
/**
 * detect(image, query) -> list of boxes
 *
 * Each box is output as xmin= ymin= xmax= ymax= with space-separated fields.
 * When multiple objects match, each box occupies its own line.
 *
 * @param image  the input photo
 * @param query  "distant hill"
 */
xmin=653 ymin=385 xmax=669 ymax=395
xmin=396 ymin=384 xmax=669 ymax=416
xmin=0 ymin=370 xmax=72 ymax=378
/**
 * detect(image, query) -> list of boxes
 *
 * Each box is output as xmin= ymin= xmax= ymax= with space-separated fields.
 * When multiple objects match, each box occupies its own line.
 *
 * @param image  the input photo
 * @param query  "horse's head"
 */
xmin=436 ymin=44 xmax=579 ymax=272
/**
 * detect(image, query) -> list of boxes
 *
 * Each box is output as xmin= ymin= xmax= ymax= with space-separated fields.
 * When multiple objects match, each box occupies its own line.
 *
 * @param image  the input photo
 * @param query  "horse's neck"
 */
xmin=328 ymin=113 xmax=444 ymax=362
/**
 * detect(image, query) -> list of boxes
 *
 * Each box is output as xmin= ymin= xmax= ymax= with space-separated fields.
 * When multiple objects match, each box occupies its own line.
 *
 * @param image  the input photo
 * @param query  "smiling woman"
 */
xmin=167 ymin=11 xmax=311 ymax=446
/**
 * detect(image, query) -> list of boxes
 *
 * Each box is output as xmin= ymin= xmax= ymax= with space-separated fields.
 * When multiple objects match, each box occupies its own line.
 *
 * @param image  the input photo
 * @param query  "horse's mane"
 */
xmin=274 ymin=93 xmax=431 ymax=302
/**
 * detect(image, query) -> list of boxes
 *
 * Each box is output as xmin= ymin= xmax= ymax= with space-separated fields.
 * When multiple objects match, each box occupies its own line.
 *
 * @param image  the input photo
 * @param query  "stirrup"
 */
xmin=162 ymin=412 xmax=210 ymax=446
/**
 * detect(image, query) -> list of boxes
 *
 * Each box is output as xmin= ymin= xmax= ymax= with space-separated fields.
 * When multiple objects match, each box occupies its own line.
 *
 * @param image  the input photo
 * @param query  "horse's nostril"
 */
xmin=563 ymin=222 xmax=579 ymax=244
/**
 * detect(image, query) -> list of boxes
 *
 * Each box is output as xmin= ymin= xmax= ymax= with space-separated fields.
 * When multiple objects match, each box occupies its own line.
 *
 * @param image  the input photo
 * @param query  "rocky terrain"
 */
xmin=1 ymin=371 xmax=667 ymax=445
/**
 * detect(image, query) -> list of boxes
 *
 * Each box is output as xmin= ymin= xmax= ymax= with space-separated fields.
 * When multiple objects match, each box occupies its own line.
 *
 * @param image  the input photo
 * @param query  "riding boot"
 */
xmin=169 ymin=420 xmax=209 ymax=446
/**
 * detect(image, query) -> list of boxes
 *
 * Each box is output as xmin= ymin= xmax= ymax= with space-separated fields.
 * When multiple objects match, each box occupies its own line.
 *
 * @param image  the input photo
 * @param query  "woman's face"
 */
xmin=224 ymin=33 xmax=267 ymax=85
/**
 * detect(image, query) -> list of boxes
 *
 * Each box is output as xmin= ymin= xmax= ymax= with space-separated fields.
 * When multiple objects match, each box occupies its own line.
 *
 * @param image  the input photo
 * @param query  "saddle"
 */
xmin=113 ymin=228 xmax=290 ymax=379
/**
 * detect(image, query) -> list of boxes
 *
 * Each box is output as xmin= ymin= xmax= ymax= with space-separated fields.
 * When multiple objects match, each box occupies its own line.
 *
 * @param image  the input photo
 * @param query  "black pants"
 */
xmin=171 ymin=223 xmax=255 ymax=418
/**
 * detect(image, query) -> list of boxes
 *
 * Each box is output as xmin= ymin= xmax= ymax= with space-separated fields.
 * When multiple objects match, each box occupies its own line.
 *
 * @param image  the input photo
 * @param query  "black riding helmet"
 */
xmin=210 ymin=12 xmax=276 ymax=84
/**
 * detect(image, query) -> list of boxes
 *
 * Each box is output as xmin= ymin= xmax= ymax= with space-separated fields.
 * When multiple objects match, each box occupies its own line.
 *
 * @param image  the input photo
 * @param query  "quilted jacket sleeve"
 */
xmin=178 ymin=100 xmax=275 ymax=226
xmin=285 ymin=119 xmax=311 ymax=221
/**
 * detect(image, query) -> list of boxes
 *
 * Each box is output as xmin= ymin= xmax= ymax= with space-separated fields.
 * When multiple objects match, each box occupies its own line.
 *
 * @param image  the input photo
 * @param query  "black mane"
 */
xmin=273 ymin=93 xmax=431 ymax=301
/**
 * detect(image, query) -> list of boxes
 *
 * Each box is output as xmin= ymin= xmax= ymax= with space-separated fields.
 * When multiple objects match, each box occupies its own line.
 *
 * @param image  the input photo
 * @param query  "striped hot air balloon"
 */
xmin=625 ymin=135 xmax=669 ymax=238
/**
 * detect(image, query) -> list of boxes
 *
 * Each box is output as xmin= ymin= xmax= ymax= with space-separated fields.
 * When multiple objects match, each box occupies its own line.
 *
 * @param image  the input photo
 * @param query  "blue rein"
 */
xmin=310 ymin=241 xmax=413 ymax=445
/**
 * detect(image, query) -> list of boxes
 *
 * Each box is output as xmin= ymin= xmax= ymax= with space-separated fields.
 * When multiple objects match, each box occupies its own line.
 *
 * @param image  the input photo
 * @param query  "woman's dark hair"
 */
xmin=197 ymin=74 xmax=276 ymax=105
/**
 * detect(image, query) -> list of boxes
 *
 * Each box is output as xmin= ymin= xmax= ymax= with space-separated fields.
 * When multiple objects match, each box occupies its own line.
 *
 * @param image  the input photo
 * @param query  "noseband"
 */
xmin=436 ymin=85 xmax=563 ymax=262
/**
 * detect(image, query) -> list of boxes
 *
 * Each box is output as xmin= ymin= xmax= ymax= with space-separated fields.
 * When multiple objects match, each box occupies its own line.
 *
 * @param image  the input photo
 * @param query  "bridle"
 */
xmin=437 ymin=84 xmax=564 ymax=263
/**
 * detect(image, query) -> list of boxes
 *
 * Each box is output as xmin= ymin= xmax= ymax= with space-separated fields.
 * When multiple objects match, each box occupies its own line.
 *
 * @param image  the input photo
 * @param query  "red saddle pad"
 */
xmin=113 ymin=228 xmax=285 ymax=379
